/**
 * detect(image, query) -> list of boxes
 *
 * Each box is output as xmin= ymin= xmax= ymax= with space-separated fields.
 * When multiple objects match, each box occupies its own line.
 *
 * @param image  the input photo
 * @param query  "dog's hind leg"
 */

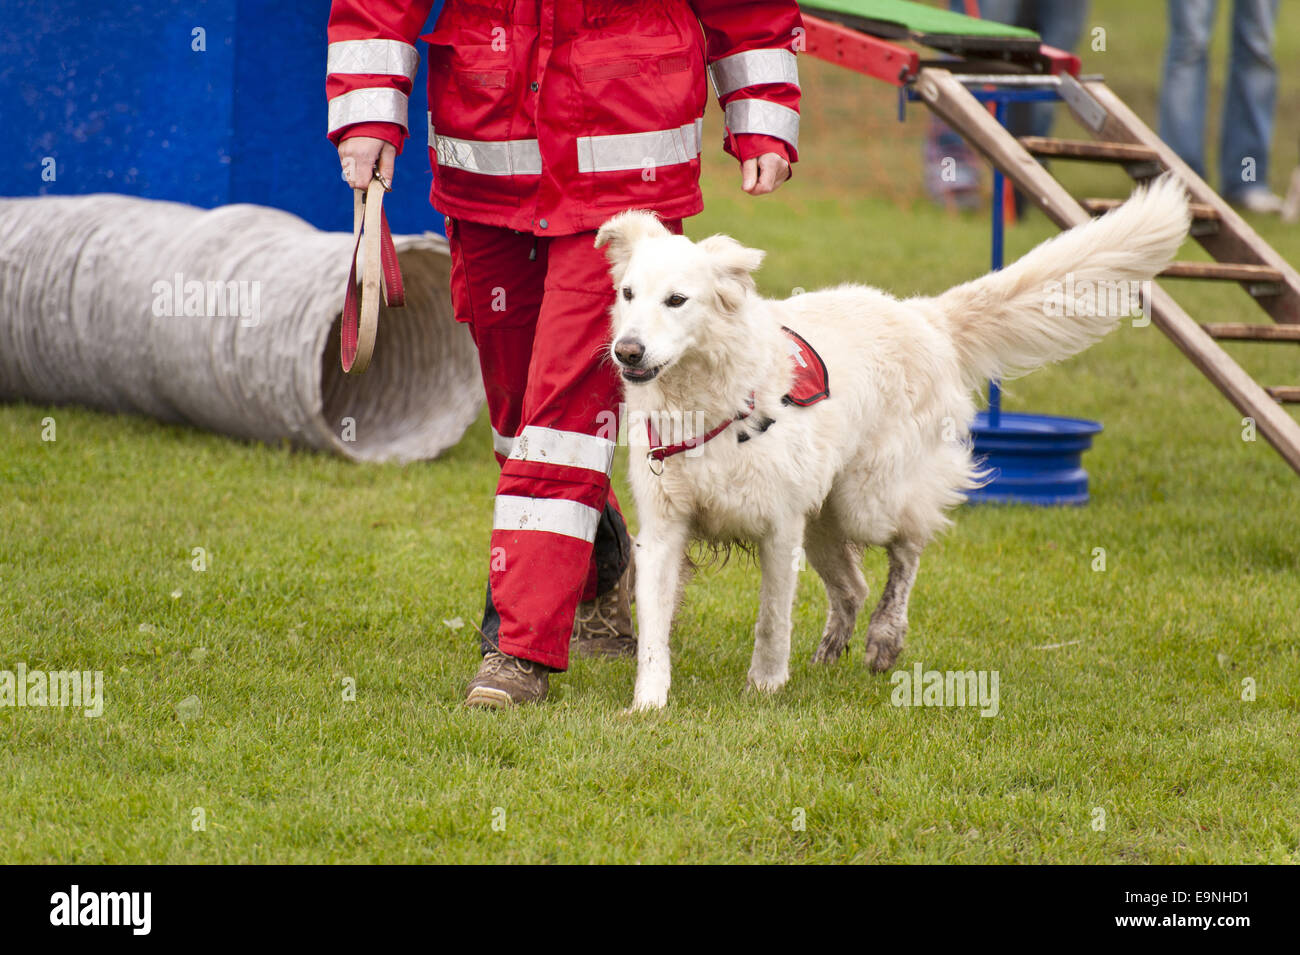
xmin=806 ymin=520 xmax=868 ymax=665
xmin=747 ymin=518 xmax=806 ymax=694
xmin=863 ymin=540 xmax=922 ymax=673
xmin=629 ymin=517 xmax=691 ymax=711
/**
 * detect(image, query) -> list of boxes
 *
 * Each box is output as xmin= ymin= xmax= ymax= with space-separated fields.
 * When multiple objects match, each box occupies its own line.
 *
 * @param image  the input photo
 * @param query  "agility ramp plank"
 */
xmin=914 ymin=68 xmax=1300 ymax=478
xmin=1082 ymin=197 xmax=1218 ymax=219
xmin=799 ymin=0 xmax=1076 ymax=76
xmin=802 ymin=10 xmax=920 ymax=86
xmin=1083 ymin=197 xmax=1220 ymax=237
xmin=801 ymin=0 xmax=1081 ymax=88
xmin=1202 ymin=324 xmax=1300 ymax=343
xmin=1159 ymin=262 xmax=1284 ymax=284
xmin=801 ymin=0 xmax=1039 ymax=45
xmin=1019 ymin=136 xmax=1159 ymax=164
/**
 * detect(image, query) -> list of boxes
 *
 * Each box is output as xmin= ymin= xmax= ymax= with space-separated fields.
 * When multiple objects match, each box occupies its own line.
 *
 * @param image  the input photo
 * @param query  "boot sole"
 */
xmin=465 ymin=686 xmax=515 ymax=709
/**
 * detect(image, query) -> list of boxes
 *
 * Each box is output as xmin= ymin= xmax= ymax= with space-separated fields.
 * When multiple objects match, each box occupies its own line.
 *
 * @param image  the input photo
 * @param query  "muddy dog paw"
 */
xmin=862 ymin=618 xmax=906 ymax=673
xmin=811 ymin=623 xmax=852 ymax=665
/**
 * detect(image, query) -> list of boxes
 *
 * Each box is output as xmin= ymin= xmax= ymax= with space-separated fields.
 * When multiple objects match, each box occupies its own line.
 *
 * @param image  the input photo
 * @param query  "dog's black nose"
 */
xmin=614 ymin=338 xmax=645 ymax=366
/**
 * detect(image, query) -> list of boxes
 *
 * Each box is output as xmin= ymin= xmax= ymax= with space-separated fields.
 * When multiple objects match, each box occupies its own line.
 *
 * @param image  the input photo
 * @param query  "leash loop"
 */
xmin=340 ymin=177 xmax=405 ymax=374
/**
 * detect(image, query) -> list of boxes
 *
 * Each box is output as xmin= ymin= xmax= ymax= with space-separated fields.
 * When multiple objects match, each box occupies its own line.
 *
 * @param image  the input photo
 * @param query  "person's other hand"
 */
xmin=339 ymin=137 xmax=396 ymax=190
xmin=741 ymin=152 xmax=791 ymax=195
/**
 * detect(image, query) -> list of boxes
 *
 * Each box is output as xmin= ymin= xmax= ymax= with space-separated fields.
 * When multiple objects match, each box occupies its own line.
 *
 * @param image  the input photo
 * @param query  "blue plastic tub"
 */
xmin=967 ymin=411 xmax=1103 ymax=506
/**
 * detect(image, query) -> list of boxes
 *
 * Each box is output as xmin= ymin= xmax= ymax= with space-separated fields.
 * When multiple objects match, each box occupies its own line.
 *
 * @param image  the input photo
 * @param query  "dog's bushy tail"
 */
xmin=932 ymin=174 xmax=1190 ymax=389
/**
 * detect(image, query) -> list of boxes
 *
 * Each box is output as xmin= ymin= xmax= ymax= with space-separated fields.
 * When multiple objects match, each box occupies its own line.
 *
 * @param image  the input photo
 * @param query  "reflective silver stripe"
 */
xmin=576 ymin=119 xmax=704 ymax=174
xmin=509 ymin=426 xmax=615 ymax=475
xmin=327 ymin=39 xmax=419 ymax=81
xmin=708 ymin=49 xmax=799 ymax=97
xmin=327 ymin=87 xmax=409 ymax=135
xmin=724 ymin=98 xmax=800 ymax=149
xmin=492 ymin=428 xmax=516 ymax=458
xmin=493 ymin=496 xmax=601 ymax=543
xmin=429 ymin=116 xmax=542 ymax=176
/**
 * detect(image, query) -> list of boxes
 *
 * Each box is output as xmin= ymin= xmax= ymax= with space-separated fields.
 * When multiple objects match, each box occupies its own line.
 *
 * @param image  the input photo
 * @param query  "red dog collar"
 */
xmin=646 ymin=395 xmax=753 ymax=474
xmin=642 ymin=327 xmax=830 ymax=474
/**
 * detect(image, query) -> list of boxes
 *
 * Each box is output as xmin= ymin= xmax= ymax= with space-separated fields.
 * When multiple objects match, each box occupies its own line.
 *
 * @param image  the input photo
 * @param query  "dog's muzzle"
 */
xmin=613 ymin=337 xmax=661 ymax=382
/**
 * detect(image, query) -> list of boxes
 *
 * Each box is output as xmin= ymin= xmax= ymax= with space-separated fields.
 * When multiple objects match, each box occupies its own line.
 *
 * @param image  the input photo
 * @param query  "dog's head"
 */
xmin=594 ymin=210 xmax=764 ymax=385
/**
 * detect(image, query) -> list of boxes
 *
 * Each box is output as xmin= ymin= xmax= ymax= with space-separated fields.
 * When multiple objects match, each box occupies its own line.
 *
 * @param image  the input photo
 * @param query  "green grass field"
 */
xmin=2 ymin=0 xmax=1298 ymax=863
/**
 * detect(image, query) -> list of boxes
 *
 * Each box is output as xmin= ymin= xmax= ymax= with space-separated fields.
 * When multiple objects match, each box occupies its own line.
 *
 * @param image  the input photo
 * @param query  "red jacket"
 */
xmin=327 ymin=0 xmax=802 ymax=234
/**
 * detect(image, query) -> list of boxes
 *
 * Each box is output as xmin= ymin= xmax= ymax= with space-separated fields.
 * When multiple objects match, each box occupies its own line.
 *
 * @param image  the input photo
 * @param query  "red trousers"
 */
xmin=447 ymin=217 xmax=680 ymax=670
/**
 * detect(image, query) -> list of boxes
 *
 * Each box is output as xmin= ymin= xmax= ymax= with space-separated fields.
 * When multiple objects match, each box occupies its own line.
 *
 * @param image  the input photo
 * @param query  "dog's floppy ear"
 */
xmin=697 ymin=234 xmax=765 ymax=313
xmin=594 ymin=210 xmax=671 ymax=283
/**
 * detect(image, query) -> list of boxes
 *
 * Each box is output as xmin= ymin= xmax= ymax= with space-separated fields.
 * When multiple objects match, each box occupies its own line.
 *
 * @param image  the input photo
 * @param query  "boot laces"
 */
xmin=574 ymin=591 xmax=621 ymax=638
xmin=480 ymin=650 xmax=534 ymax=676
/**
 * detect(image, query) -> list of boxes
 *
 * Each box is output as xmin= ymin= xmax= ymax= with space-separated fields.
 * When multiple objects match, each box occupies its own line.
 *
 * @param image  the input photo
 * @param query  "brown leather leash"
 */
xmin=341 ymin=176 xmax=405 ymax=374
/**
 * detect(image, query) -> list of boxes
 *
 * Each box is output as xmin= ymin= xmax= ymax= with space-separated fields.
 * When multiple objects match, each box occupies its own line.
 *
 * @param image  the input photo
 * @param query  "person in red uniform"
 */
xmin=327 ymin=0 xmax=802 ymax=707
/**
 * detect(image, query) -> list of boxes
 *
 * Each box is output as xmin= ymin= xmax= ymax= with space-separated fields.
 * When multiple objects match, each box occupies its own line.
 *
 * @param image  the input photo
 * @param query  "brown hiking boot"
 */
xmin=465 ymin=651 xmax=549 ymax=708
xmin=571 ymin=547 xmax=636 ymax=659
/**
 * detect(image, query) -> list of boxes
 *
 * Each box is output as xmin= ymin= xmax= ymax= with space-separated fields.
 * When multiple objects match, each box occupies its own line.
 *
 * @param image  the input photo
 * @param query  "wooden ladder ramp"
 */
xmin=915 ymin=68 xmax=1300 ymax=476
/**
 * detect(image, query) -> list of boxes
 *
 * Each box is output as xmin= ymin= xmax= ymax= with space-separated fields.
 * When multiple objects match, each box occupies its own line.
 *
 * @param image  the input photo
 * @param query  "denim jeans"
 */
xmin=1158 ymin=0 xmax=1280 ymax=197
xmin=976 ymin=0 xmax=1091 ymax=140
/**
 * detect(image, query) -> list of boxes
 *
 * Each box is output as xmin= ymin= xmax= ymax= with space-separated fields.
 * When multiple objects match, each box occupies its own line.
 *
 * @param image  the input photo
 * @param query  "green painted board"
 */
xmin=802 ymin=0 xmax=1039 ymax=41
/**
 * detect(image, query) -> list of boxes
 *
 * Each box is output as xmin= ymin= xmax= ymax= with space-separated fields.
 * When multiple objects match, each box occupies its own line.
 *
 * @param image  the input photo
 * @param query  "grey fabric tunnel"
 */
xmin=0 ymin=195 xmax=481 ymax=462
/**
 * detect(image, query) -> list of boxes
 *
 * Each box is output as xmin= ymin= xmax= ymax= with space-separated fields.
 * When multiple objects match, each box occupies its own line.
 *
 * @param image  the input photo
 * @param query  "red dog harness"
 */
xmin=645 ymin=326 xmax=829 ymax=472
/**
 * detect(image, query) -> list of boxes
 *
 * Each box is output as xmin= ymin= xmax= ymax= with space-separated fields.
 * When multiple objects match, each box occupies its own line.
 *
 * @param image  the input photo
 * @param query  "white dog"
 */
xmin=594 ymin=176 xmax=1190 ymax=711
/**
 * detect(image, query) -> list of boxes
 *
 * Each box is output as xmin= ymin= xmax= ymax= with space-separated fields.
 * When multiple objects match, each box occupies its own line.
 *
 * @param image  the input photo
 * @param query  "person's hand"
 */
xmin=339 ymin=136 xmax=396 ymax=190
xmin=741 ymin=152 xmax=791 ymax=195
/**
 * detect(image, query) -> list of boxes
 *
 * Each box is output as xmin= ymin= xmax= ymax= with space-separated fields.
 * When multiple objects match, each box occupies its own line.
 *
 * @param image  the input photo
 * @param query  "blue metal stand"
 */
xmin=906 ymin=81 xmax=1103 ymax=505
xmin=988 ymin=98 xmax=1007 ymax=428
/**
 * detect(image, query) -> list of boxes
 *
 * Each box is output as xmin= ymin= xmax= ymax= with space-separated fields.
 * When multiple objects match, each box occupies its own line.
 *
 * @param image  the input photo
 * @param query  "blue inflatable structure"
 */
xmin=1 ymin=0 xmax=445 ymax=236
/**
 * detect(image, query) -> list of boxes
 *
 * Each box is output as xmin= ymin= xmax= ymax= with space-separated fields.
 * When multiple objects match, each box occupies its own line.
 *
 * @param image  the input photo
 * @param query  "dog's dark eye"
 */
xmin=622 ymin=287 xmax=633 ymax=301
xmin=664 ymin=293 xmax=687 ymax=308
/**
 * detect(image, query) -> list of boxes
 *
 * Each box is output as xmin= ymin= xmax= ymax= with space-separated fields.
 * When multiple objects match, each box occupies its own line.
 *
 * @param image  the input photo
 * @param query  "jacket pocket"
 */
xmin=421 ymin=14 xmax=519 ymax=147
xmin=582 ymin=0 xmax=669 ymax=25
xmin=423 ymin=20 xmax=525 ymax=208
xmin=571 ymin=17 xmax=705 ymax=139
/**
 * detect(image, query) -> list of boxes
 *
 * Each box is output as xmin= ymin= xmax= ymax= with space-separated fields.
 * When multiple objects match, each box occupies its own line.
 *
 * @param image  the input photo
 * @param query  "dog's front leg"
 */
xmin=747 ymin=517 xmax=805 ymax=694
xmin=629 ymin=517 xmax=690 ymax=711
